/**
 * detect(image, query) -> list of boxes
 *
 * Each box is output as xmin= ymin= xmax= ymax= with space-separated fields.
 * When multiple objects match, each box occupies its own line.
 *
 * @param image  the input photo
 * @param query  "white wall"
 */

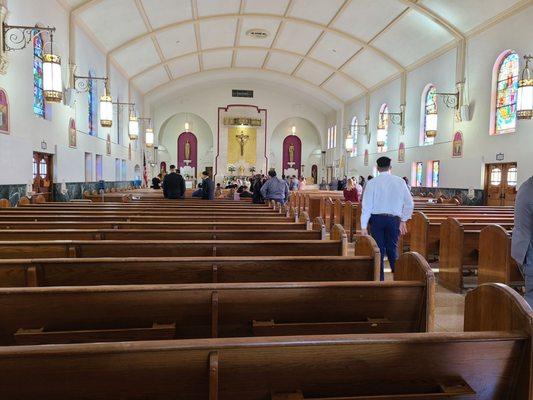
xmin=0 ymin=0 xmax=143 ymax=185
xmin=343 ymin=6 xmax=533 ymax=188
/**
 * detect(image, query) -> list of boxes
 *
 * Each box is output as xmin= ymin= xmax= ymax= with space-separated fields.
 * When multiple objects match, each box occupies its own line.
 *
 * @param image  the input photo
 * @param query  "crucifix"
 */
xmin=236 ymin=130 xmax=249 ymax=157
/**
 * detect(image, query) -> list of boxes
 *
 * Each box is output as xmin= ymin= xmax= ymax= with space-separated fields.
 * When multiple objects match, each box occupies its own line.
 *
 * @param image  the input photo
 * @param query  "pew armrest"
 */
xmin=312 ymin=217 xmax=326 ymax=239
xmin=14 ymin=322 xmax=176 ymax=345
xmin=354 ymin=234 xmax=380 ymax=281
xmin=395 ymin=252 xmax=435 ymax=333
xmin=330 ymin=224 xmax=348 ymax=256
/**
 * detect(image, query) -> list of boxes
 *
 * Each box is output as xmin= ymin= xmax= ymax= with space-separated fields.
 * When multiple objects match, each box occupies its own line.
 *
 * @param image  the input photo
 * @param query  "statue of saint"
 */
xmin=184 ymin=139 xmax=191 ymax=160
xmin=236 ymin=131 xmax=249 ymax=157
xmin=288 ymin=143 xmax=295 ymax=163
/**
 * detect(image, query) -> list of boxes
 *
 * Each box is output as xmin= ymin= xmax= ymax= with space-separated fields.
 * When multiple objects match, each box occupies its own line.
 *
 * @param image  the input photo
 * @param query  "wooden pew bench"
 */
xmin=0 ymin=224 xmax=348 ymax=259
xmin=438 ymin=218 xmax=515 ymax=292
xmin=478 ymin=224 xmax=523 ymax=288
xmin=408 ymin=211 xmax=514 ymax=260
xmin=0 ymin=283 xmax=529 ymax=399
xmin=0 ymin=252 xmax=433 ymax=346
xmin=0 ymin=220 xmax=309 ymax=231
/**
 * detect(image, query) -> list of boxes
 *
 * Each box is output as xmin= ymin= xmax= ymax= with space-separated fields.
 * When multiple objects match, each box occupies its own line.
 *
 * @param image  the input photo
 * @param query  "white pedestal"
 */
xmin=284 ymin=168 xmax=298 ymax=177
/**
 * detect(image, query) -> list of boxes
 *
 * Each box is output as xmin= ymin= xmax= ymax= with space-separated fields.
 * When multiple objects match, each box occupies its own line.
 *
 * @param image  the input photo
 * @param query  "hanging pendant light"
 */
xmin=291 ymin=125 xmax=296 ymax=135
xmin=99 ymin=82 xmax=113 ymax=128
xmin=518 ymin=55 xmax=532 ymax=120
xmin=42 ymin=35 xmax=63 ymax=103
xmin=42 ymin=54 xmax=63 ymax=102
xmin=128 ymin=113 xmax=139 ymax=141
xmin=145 ymin=128 xmax=154 ymax=147
xmin=425 ymin=111 xmax=438 ymax=138
xmin=376 ymin=123 xmax=386 ymax=148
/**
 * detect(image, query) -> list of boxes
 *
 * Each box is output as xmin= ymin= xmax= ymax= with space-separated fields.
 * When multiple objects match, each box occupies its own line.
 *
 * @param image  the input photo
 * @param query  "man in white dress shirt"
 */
xmin=361 ymin=157 xmax=414 ymax=280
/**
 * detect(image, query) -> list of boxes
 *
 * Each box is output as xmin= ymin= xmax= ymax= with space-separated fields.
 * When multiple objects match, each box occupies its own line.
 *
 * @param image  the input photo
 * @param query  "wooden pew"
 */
xmin=409 ymin=211 xmax=514 ymax=260
xmin=0 ymin=228 xmax=324 ymax=242
xmin=0 ymin=225 xmax=348 ymax=259
xmin=0 ymin=221 xmax=309 ymax=231
xmin=0 ymin=252 xmax=434 ymax=346
xmin=0 ymin=283 xmax=529 ymax=399
xmin=478 ymin=224 xmax=523 ymax=288
xmin=438 ymin=218 xmax=515 ymax=292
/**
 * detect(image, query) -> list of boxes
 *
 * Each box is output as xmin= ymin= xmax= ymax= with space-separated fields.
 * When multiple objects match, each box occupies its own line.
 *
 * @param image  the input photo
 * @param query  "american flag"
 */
xmin=142 ymin=150 xmax=148 ymax=188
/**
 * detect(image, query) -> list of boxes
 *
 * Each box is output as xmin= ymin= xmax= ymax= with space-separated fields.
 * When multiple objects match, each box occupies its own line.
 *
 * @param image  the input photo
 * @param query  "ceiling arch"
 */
xmin=62 ymin=0 xmax=528 ymax=102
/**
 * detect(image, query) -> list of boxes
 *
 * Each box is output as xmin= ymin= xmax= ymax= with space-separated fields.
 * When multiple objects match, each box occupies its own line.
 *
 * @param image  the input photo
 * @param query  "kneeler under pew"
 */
xmin=0 ymin=283 xmax=530 ymax=399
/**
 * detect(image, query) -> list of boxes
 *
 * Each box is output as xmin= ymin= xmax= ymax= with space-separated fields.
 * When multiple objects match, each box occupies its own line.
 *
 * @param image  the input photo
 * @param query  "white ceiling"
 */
xmin=64 ymin=0 xmax=528 ymax=103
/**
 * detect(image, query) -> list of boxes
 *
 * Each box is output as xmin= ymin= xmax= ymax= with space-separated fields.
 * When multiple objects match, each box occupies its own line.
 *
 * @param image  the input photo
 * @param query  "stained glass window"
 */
xmin=350 ymin=116 xmax=358 ymax=156
xmin=33 ymin=31 xmax=45 ymax=118
xmin=495 ymin=52 xmax=519 ymax=134
xmin=431 ymin=161 xmax=440 ymax=187
xmin=424 ymin=85 xmax=437 ymax=145
xmin=327 ymin=128 xmax=331 ymax=149
xmin=333 ymin=125 xmax=337 ymax=148
xmin=377 ymin=104 xmax=388 ymax=153
xmin=416 ymin=162 xmax=423 ymax=187
xmin=88 ymin=71 xmax=96 ymax=136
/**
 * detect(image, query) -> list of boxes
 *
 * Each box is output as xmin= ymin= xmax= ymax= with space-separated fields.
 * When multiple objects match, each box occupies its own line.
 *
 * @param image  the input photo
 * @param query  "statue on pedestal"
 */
xmin=288 ymin=143 xmax=295 ymax=163
xmin=184 ymin=139 xmax=191 ymax=160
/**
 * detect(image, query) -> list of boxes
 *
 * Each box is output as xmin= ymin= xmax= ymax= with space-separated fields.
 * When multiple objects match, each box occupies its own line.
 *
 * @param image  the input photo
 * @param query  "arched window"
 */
xmin=88 ymin=70 xmax=97 ymax=136
xmin=377 ymin=103 xmax=388 ymax=153
xmin=350 ymin=116 xmax=358 ymax=156
xmin=491 ymin=51 xmax=519 ymax=135
xmin=421 ymin=84 xmax=437 ymax=145
xmin=33 ymin=30 xmax=45 ymax=118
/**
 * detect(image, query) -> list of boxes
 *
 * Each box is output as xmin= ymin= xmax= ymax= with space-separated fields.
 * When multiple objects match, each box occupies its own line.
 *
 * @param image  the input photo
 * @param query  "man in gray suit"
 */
xmin=512 ymin=176 xmax=533 ymax=306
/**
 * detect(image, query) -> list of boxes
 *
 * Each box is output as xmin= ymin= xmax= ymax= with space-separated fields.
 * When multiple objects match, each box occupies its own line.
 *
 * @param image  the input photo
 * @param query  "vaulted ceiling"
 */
xmin=61 ymin=0 xmax=529 ymax=104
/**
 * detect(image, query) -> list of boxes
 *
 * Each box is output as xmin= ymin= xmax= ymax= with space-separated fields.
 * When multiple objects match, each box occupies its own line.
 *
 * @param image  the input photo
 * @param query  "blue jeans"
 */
xmin=522 ymin=242 xmax=533 ymax=307
xmin=369 ymin=214 xmax=400 ymax=281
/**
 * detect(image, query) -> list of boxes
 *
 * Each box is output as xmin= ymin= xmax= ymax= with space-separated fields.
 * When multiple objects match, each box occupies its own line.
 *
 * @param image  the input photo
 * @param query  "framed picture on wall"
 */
xmin=398 ymin=142 xmax=405 ymax=163
xmin=364 ymin=149 xmax=369 ymax=166
xmin=106 ymin=134 xmax=111 ymax=155
xmin=452 ymin=131 xmax=463 ymax=158
xmin=0 ymin=89 xmax=9 ymax=134
xmin=68 ymin=118 xmax=77 ymax=148
xmin=128 ymin=143 xmax=132 ymax=160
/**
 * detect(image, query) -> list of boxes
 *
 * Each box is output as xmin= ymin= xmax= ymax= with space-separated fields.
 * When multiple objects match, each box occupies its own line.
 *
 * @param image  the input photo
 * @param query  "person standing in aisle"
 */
xmin=512 ymin=175 xmax=533 ymax=306
xmin=361 ymin=157 xmax=414 ymax=281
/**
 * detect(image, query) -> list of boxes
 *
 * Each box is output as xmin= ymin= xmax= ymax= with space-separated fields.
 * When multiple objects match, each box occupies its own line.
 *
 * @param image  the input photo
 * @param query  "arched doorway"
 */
xmin=283 ymin=135 xmax=302 ymax=178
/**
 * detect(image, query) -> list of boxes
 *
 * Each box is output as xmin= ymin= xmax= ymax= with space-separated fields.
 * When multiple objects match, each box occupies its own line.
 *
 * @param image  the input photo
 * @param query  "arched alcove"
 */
xmin=271 ymin=117 xmax=322 ymax=181
xmin=158 ymin=113 xmax=214 ymax=178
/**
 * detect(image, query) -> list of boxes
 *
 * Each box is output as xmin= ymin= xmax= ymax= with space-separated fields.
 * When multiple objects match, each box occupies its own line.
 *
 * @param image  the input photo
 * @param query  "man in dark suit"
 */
xmin=162 ymin=165 xmax=186 ymax=199
xmin=512 ymin=175 xmax=533 ymax=306
xmin=201 ymin=171 xmax=215 ymax=200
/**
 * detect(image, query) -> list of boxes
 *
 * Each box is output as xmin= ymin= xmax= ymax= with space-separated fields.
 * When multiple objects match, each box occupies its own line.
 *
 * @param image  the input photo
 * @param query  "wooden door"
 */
xmin=32 ymin=152 xmax=53 ymax=202
xmin=485 ymin=163 xmax=517 ymax=206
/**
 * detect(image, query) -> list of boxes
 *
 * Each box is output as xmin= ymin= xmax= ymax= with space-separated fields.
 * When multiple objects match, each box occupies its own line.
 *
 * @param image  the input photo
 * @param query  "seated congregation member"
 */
xmin=151 ymin=174 xmax=162 ymax=189
xmin=239 ymin=185 xmax=253 ymax=198
xmin=260 ymin=169 xmax=289 ymax=204
xmin=512 ymin=175 xmax=533 ymax=306
xmin=192 ymin=183 xmax=203 ymax=198
xmin=343 ymin=178 xmax=359 ymax=203
xmin=201 ymin=171 xmax=215 ymax=200
xmin=289 ymin=175 xmax=299 ymax=191
xmin=361 ymin=157 xmax=414 ymax=281
xmin=215 ymin=183 xmax=223 ymax=198
xmin=329 ymin=177 xmax=338 ymax=191
xmin=162 ymin=165 xmax=186 ymax=199
xmin=299 ymin=176 xmax=306 ymax=191
xmin=251 ymin=174 xmax=264 ymax=204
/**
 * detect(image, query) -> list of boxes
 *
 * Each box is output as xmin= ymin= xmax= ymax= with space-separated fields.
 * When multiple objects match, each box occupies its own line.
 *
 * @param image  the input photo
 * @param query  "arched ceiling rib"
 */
xmin=65 ymin=0 xmax=529 ymax=102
